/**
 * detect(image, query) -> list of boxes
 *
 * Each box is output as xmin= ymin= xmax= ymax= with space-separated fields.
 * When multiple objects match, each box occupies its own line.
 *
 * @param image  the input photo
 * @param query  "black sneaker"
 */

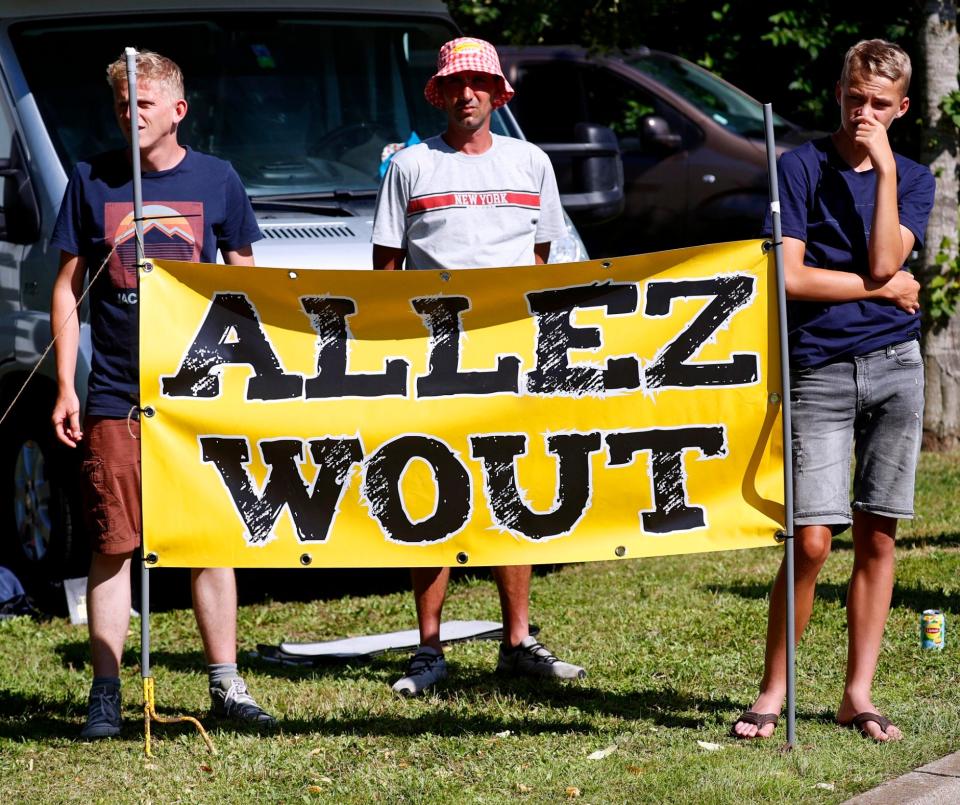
xmin=80 ymin=682 xmax=121 ymax=739
xmin=496 ymin=636 xmax=586 ymax=679
xmin=391 ymin=647 xmax=448 ymax=697
xmin=209 ymin=677 xmax=276 ymax=727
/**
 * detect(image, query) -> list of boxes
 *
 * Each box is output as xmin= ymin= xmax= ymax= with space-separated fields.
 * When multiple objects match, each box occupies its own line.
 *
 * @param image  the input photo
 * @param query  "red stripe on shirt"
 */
xmin=407 ymin=191 xmax=541 ymax=215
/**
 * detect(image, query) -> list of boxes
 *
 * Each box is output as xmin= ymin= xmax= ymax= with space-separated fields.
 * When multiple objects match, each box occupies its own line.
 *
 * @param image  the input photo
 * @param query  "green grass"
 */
xmin=2 ymin=452 xmax=959 ymax=804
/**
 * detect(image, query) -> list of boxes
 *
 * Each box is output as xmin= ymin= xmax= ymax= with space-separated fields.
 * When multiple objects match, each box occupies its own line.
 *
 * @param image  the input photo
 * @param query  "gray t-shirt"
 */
xmin=372 ymin=133 xmax=566 ymax=270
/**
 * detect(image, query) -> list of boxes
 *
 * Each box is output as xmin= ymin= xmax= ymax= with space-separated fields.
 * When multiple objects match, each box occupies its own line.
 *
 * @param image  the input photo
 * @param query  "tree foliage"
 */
xmin=448 ymin=0 xmax=919 ymax=150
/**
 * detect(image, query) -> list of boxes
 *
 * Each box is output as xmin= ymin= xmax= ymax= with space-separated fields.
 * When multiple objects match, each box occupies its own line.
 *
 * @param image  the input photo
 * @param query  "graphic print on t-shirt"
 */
xmin=105 ymin=202 xmax=204 ymax=289
xmin=407 ymin=189 xmax=540 ymax=216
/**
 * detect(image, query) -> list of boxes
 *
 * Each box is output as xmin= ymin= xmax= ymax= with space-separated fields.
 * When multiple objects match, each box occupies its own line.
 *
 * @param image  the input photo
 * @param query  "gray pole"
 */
xmin=763 ymin=104 xmax=796 ymax=749
xmin=124 ymin=47 xmax=150 ymax=681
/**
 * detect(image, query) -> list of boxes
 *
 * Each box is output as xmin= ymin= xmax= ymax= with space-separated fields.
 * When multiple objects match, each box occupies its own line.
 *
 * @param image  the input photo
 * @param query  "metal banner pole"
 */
xmin=122 ymin=46 xmax=155 ymax=755
xmin=125 ymin=48 xmax=214 ymax=757
xmin=763 ymin=103 xmax=797 ymax=749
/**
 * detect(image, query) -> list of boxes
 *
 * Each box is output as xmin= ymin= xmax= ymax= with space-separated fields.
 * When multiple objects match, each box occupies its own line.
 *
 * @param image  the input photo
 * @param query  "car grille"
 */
xmin=260 ymin=224 xmax=356 ymax=239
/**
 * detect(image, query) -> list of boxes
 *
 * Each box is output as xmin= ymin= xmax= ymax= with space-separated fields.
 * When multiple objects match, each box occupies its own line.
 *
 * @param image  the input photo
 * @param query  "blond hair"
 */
xmin=106 ymin=50 xmax=184 ymax=99
xmin=841 ymin=39 xmax=912 ymax=94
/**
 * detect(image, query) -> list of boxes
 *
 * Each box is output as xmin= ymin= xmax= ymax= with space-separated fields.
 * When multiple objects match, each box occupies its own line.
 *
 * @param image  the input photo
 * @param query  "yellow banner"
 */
xmin=140 ymin=240 xmax=784 ymax=568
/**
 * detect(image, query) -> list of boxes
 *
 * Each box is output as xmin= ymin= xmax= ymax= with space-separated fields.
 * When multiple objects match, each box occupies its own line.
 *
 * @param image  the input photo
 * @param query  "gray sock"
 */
xmin=208 ymin=662 xmax=239 ymax=689
xmin=92 ymin=676 xmax=120 ymax=689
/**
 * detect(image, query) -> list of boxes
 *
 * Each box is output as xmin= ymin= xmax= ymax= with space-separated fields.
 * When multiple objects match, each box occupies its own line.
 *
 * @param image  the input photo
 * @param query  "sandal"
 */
xmin=730 ymin=709 xmax=779 ymax=739
xmin=837 ymin=712 xmax=897 ymax=740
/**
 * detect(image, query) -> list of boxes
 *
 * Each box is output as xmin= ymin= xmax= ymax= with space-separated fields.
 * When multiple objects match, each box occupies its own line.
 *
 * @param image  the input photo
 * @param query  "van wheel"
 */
xmin=0 ymin=399 xmax=86 ymax=610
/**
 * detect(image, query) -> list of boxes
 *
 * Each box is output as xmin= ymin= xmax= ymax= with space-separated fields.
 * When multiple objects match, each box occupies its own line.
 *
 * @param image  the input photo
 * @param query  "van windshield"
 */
xmin=628 ymin=53 xmax=791 ymax=139
xmin=9 ymin=13 xmax=511 ymax=196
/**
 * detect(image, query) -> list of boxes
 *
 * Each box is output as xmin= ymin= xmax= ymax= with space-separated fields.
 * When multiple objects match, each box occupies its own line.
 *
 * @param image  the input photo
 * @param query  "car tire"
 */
xmin=0 ymin=393 xmax=87 ymax=611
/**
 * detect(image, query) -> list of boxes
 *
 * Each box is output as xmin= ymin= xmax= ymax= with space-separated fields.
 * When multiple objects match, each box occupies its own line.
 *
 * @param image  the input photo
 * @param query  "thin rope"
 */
xmin=0 ymin=244 xmax=117 ymax=429
xmin=1 ymin=206 xmax=196 ymax=429
xmin=126 ymin=405 xmax=140 ymax=439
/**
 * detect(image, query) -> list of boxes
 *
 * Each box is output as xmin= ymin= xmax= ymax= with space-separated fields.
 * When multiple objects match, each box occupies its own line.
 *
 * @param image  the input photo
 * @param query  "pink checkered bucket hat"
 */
xmin=424 ymin=37 xmax=515 ymax=109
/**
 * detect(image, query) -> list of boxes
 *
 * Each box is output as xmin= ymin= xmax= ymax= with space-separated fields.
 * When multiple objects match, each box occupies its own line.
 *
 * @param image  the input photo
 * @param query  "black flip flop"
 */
xmin=730 ymin=710 xmax=779 ymax=739
xmin=838 ymin=711 xmax=896 ymax=740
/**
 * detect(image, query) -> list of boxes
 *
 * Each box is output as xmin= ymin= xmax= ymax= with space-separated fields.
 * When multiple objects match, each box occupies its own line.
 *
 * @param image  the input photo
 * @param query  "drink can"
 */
xmin=920 ymin=610 xmax=946 ymax=650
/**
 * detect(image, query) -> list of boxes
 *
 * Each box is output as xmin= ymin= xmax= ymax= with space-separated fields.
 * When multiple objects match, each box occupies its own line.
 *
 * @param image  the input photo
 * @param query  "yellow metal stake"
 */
xmin=143 ymin=676 xmax=216 ymax=757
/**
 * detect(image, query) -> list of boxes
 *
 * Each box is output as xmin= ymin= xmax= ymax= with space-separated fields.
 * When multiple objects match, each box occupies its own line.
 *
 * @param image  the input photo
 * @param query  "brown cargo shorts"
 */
xmin=80 ymin=416 xmax=141 ymax=555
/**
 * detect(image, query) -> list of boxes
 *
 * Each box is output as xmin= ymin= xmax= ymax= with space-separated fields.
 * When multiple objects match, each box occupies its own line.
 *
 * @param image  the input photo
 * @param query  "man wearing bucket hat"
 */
xmin=372 ymin=37 xmax=586 ymax=697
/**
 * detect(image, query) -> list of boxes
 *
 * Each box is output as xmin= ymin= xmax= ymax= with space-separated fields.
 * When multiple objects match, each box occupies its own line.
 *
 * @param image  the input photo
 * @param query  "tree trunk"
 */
xmin=920 ymin=1 xmax=960 ymax=451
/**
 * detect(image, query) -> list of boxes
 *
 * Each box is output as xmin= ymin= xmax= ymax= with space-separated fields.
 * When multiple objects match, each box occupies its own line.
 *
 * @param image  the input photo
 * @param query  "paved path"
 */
xmin=843 ymin=751 xmax=960 ymax=804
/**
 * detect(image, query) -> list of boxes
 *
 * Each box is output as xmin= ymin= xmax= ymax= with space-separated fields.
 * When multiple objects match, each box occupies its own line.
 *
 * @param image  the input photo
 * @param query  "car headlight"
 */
xmin=548 ymin=216 xmax=588 ymax=263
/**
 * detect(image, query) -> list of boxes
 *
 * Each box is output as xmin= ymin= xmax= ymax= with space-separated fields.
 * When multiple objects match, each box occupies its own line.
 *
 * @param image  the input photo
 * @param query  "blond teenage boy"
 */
xmin=51 ymin=51 xmax=273 ymax=738
xmin=732 ymin=40 xmax=934 ymax=742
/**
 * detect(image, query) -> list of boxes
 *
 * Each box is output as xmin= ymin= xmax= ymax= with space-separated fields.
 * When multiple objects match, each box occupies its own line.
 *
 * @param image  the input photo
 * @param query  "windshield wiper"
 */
xmin=250 ymin=189 xmax=378 ymax=216
xmin=257 ymin=189 xmax=378 ymax=201
xmin=250 ymin=197 xmax=353 ymax=216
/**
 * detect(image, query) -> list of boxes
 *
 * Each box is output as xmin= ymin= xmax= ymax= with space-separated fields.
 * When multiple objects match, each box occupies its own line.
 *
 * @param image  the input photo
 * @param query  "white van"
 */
xmin=0 ymin=0 xmax=621 ymax=599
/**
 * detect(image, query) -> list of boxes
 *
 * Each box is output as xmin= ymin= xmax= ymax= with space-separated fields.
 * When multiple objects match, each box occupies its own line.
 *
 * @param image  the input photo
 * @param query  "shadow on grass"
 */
xmin=709 ymin=581 xmax=960 ymax=613
xmin=0 ymin=689 xmax=79 ymax=739
xmin=789 ymin=530 xmax=960 ymax=554
xmin=200 ymin=678 xmax=758 ymax=737
xmin=199 ymin=677 xmax=827 ymax=739
xmin=51 ymin=638 xmax=402 ymax=680
xmin=5 ymin=660 xmax=827 ymax=742
xmin=54 ymin=640 xmax=146 ymax=673
xmin=893 ymin=530 xmax=960 ymax=550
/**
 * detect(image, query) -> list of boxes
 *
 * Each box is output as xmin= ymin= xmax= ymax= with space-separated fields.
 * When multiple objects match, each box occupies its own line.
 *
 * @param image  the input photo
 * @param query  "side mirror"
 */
xmin=641 ymin=116 xmax=682 ymax=152
xmin=539 ymin=123 xmax=625 ymax=225
xmin=0 ymin=137 xmax=41 ymax=245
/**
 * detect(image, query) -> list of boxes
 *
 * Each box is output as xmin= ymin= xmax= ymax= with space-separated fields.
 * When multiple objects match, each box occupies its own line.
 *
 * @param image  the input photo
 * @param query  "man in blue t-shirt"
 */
xmin=732 ymin=40 xmax=934 ymax=743
xmin=50 ymin=50 xmax=274 ymax=738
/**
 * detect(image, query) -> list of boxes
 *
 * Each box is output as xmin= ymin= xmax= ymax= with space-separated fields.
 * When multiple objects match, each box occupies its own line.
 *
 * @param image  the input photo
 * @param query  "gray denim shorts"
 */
xmin=790 ymin=339 xmax=924 ymax=533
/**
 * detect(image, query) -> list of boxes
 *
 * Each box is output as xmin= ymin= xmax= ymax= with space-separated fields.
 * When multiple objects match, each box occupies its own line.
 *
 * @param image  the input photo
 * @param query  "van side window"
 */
xmin=0 ymin=103 xmax=13 ymax=163
xmin=0 ymin=98 xmax=40 ymax=246
xmin=580 ymin=65 xmax=689 ymax=152
xmin=0 ymin=101 xmax=17 ymax=240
